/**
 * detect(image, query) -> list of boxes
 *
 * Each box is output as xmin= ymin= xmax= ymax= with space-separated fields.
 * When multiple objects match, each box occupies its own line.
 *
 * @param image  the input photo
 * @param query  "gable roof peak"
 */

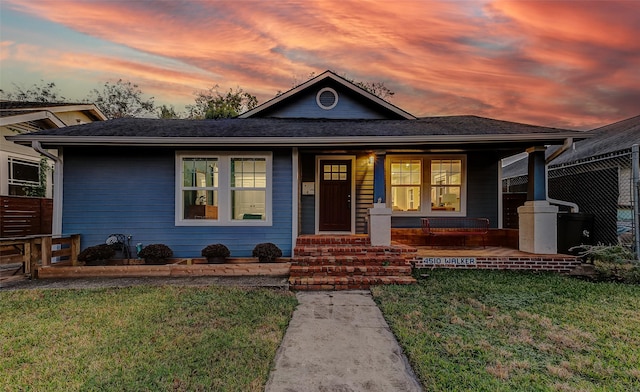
xmin=239 ymin=70 xmax=415 ymax=119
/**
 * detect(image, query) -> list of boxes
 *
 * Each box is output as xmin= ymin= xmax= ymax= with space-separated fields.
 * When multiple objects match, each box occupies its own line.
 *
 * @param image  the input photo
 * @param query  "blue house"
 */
xmin=8 ymin=71 xmax=587 ymax=258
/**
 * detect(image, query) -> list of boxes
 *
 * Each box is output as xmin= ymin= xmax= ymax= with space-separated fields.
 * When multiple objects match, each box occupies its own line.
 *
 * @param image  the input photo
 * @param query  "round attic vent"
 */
xmin=316 ymin=87 xmax=338 ymax=110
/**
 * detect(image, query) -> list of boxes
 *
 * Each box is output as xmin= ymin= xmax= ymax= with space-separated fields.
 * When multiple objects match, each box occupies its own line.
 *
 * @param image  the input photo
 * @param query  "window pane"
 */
xmin=12 ymin=160 xmax=40 ymax=183
xmin=183 ymin=190 xmax=218 ymax=219
xmin=232 ymin=190 xmax=266 ymax=220
xmin=431 ymin=159 xmax=461 ymax=185
xmin=207 ymin=161 xmax=218 ymax=187
xmin=391 ymin=159 xmax=421 ymax=185
xmin=183 ymin=158 xmax=217 ymax=187
xmin=431 ymin=186 xmax=460 ymax=212
xmin=232 ymin=158 xmax=266 ymax=188
xmin=391 ymin=186 xmax=421 ymax=211
xmin=183 ymin=160 xmax=194 ymax=187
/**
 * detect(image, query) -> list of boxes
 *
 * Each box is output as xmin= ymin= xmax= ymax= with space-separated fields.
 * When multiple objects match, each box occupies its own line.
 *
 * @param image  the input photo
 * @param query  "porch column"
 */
xmin=369 ymin=202 xmax=392 ymax=246
xmin=373 ymin=152 xmax=386 ymax=203
xmin=370 ymin=152 xmax=391 ymax=246
xmin=526 ymin=146 xmax=547 ymax=201
xmin=518 ymin=146 xmax=558 ymax=254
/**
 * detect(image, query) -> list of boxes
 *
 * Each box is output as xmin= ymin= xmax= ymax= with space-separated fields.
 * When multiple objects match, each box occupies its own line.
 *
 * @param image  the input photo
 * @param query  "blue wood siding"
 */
xmin=355 ymin=154 xmax=374 ymax=233
xmin=268 ymin=87 xmax=389 ymax=119
xmin=299 ymin=152 xmax=315 ymax=234
xmin=465 ymin=152 xmax=499 ymax=226
xmin=391 ymin=152 xmax=499 ymax=228
xmin=62 ymin=148 xmax=293 ymax=257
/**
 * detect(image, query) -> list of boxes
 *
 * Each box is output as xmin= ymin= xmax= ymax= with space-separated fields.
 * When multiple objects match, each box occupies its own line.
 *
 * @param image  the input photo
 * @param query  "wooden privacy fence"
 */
xmin=0 ymin=234 xmax=80 ymax=282
xmin=0 ymin=196 xmax=53 ymax=237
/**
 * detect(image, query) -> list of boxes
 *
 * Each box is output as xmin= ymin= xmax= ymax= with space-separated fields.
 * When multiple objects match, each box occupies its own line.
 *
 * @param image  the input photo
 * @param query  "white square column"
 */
xmin=369 ymin=202 xmax=392 ymax=246
xmin=518 ymin=200 xmax=558 ymax=254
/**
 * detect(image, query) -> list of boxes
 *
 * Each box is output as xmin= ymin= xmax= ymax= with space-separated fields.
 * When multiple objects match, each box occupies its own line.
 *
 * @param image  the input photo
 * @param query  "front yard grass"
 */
xmin=372 ymin=269 xmax=640 ymax=392
xmin=1 ymin=285 xmax=297 ymax=391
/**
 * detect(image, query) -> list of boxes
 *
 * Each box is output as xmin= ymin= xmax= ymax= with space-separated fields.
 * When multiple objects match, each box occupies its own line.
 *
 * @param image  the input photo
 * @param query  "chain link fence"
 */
xmin=503 ymin=146 xmax=638 ymax=259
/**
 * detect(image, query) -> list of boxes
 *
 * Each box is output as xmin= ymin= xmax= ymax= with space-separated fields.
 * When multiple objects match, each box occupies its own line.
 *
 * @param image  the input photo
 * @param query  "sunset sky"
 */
xmin=1 ymin=0 xmax=638 ymax=130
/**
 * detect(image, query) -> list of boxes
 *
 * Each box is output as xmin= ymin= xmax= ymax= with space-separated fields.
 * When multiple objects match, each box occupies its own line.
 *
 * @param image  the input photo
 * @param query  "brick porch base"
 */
xmin=289 ymin=235 xmax=417 ymax=290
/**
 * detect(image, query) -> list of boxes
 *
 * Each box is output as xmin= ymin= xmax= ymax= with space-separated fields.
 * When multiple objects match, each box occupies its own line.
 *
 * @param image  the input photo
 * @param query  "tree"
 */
xmin=341 ymin=74 xmax=395 ymax=101
xmin=0 ymin=80 xmax=67 ymax=103
xmin=87 ymin=79 xmax=155 ymax=119
xmin=277 ymin=72 xmax=395 ymax=101
xmin=351 ymin=80 xmax=395 ymax=101
xmin=186 ymin=85 xmax=258 ymax=119
xmin=157 ymin=104 xmax=181 ymax=119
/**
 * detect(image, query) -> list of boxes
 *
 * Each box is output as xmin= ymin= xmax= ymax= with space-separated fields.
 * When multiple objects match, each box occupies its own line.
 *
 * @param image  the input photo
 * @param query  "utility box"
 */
xmin=557 ymin=212 xmax=594 ymax=254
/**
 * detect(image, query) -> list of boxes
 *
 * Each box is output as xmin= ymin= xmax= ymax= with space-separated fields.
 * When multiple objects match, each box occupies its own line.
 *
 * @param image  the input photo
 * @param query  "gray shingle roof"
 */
xmin=550 ymin=115 xmax=640 ymax=165
xmin=502 ymin=115 xmax=640 ymax=178
xmin=9 ymin=115 xmax=580 ymax=137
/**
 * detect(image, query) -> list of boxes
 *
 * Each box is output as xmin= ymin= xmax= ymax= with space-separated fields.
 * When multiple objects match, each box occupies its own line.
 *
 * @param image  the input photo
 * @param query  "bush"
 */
xmin=138 ymin=243 xmax=173 ymax=264
xmin=201 ymin=243 xmax=231 ymax=258
xmin=78 ymin=244 xmax=116 ymax=263
xmin=571 ymin=243 xmax=635 ymax=264
xmin=252 ymin=242 xmax=282 ymax=263
xmin=572 ymin=243 xmax=640 ymax=283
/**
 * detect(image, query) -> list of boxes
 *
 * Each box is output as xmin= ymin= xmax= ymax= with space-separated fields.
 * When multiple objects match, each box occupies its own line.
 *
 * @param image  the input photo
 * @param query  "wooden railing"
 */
xmin=0 ymin=196 xmax=53 ymax=237
xmin=0 ymin=234 xmax=80 ymax=280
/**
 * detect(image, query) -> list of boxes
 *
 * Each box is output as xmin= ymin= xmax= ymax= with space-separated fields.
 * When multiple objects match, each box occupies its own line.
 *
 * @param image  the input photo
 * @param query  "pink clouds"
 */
xmin=1 ymin=0 xmax=638 ymax=129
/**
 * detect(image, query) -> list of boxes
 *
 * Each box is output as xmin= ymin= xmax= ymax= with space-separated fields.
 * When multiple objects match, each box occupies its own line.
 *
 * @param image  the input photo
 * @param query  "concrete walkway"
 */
xmin=265 ymin=291 xmax=423 ymax=392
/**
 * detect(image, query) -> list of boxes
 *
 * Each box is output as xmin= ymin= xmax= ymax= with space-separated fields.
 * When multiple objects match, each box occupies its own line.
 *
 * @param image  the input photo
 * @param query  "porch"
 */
xmin=1 ymin=233 xmax=581 ymax=288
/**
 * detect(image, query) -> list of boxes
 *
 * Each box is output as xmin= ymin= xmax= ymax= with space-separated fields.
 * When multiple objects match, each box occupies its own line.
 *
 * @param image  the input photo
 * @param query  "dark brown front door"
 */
xmin=319 ymin=159 xmax=352 ymax=232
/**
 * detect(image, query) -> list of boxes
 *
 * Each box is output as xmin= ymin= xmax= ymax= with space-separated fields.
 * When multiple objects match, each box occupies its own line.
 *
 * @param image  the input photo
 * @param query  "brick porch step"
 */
xmin=294 ymin=245 xmax=416 ymax=257
xmin=292 ymin=255 xmax=410 ymax=267
xmin=289 ymin=265 xmax=412 ymax=277
xmin=290 ymin=235 xmax=418 ymax=291
xmin=295 ymin=235 xmax=371 ymax=245
xmin=289 ymin=275 xmax=417 ymax=291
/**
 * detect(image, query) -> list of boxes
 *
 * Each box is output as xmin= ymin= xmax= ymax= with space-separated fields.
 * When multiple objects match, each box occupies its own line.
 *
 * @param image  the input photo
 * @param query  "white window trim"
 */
xmin=175 ymin=151 xmax=272 ymax=226
xmin=8 ymin=156 xmax=41 ymax=187
xmin=386 ymin=154 xmax=467 ymax=217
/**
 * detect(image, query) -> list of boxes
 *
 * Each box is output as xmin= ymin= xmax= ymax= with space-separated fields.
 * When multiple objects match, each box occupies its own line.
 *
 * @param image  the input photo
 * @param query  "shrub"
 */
xmin=571 ymin=243 xmax=635 ymax=264
xmin=201 ymin=243 xmax=231 ymax=258
xmin=138 ymin=243 xmax=173 ymax=264
xmin=252 ymin=242 xmax=282 ymax=263
xmin=571 ymin=243 xmax=640 ymax=283
xmin=78 ymin=244 xmax=116 ymax=263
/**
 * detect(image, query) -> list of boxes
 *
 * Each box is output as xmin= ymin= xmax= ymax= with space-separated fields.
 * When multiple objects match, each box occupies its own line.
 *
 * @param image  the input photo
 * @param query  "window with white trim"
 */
xmin=8 ymin=157 xmax=41 ymax=196
xmin=176 ymin=152 xmax=272 ymax=225
xmin=389 ymin=156 xmax=465 ymax=214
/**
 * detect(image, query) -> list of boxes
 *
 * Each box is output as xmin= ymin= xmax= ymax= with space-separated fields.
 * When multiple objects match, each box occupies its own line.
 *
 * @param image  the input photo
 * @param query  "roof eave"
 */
xmin=7 ymin=133 xmax=581 ymax=148
xmin=0 ymin=111 xmax=66 ymax=128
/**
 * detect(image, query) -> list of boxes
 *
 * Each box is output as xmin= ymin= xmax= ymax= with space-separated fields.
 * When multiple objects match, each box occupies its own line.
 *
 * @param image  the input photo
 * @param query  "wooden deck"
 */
xmin=413 ymin=246 xmax=576 ymax=258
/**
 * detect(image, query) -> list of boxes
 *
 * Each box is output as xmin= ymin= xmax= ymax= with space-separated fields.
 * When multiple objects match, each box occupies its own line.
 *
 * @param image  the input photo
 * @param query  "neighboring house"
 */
xmin=8 ymin=71 xmax=586 ymax=257
xmin=503 ymin=115 xmax=640 ymax=246
xmin=1 ymin=101 xmax=106 ymax=197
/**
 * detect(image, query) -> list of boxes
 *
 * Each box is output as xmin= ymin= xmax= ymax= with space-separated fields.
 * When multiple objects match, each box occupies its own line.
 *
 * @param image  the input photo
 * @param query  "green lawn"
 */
xmin=372 ymin=270 xmax=640 ymax=392
xmin=1 ymin=285 xmax=297 ymax=392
